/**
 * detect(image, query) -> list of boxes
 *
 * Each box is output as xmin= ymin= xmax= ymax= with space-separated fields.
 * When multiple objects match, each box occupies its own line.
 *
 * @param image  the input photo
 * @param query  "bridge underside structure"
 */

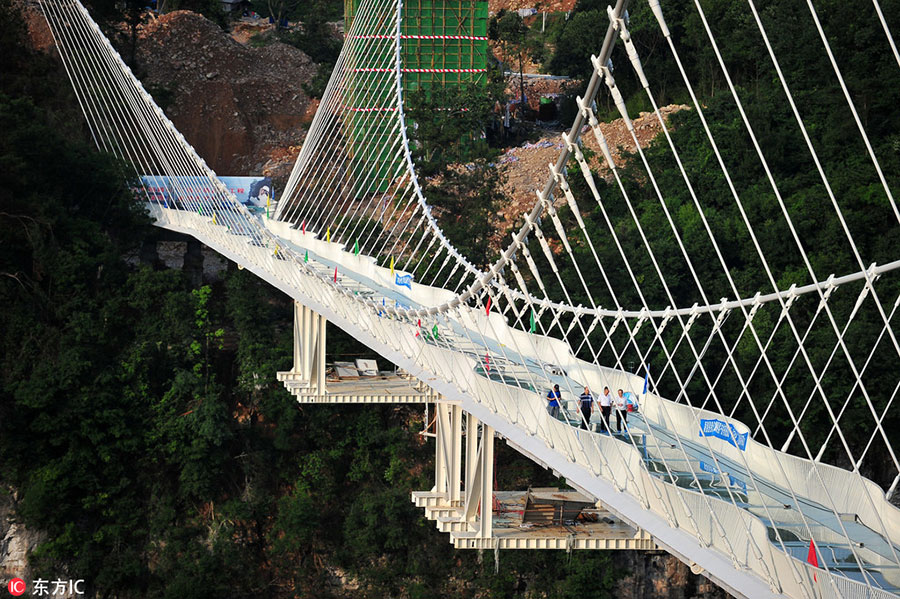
xmin=39 ymin=0 xmax=900 ymax=597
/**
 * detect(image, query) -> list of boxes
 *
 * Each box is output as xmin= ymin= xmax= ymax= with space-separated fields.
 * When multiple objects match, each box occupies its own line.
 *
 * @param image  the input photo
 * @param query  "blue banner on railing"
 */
xmin=139 ymin=175 xmax=273 ymax=211
xmin=395 ymin=274 xmax=413 ymax=289
xmin=698 ymin=419 xmax=748 ymax=451
xmin=698 ymin=460 xmax=749 ymax=493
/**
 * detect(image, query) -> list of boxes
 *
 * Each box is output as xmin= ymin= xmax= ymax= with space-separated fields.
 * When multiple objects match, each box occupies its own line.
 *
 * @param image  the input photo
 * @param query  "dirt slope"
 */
xmin=135 ymin=11 xmax=316 ymax=178
xmin=493 ymin=104 xmax=688 ymax=243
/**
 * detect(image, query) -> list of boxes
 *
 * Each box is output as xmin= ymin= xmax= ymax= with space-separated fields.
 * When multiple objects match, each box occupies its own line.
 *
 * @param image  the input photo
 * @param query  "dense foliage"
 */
xmin=406 ymin=80 xmax=509 ymax=270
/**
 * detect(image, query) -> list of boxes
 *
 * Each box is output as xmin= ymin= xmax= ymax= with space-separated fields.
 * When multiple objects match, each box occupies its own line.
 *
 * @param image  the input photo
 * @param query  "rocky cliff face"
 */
xmin=135 ymin=11 xmax=316 ymax=178
xmin=0 ymin=487 xmax=45 ymax=584
xmin=619 ymin=551 xmax=730 ymax=599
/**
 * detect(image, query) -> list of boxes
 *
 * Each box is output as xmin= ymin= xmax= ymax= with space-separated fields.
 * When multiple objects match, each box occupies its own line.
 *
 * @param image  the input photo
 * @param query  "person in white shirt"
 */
xmin=599 ymin=386 xmax=613 ymax=433
xmin=615 ymin=388 xmax=629 ymax=432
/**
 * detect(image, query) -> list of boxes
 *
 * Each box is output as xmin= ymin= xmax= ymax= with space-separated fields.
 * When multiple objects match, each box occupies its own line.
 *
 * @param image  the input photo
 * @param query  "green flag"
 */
xmin=304 ymin=250 xmax=308 ymax=263
xmin=353 ymin=240 xmax=360 ymax=255
xmin=432 ymin=324 xmax=439 ymax=339
xmin=530 ymin=310 xmax=537 ymax=333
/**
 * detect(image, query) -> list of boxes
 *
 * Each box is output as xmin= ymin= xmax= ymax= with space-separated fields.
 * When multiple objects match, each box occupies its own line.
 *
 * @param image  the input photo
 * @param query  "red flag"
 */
xmin=807 ymin=538 xmax=818 ymax=582
xmin=485 ymin=296 xmax=492 ymax=315
xmin=415 ymin=319 xmax=421 ymax=338
xmin=333 ymin=266 xmax=338 ymax=282
xmin=485 ymin=353 xmax=490 ymax=372
xmin=302 ymin=221 xmax=306 ymax=234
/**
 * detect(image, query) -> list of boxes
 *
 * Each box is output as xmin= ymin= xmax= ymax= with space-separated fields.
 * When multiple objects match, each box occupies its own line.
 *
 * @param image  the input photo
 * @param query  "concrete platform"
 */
xmin=413 ymin=489 xmax=657 ymax=551
xmin=278 ymin=371 xmax=456 ymax=404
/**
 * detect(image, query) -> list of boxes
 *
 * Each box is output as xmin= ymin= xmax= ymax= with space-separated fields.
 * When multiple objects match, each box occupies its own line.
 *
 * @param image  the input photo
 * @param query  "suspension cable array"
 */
xmin=40 ymin=0 xmax=900 ymax=596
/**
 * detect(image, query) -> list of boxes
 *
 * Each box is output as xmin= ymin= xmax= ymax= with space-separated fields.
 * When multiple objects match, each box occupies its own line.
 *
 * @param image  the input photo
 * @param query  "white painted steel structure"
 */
xmin=39 ymin=0 xmax=900 ymax=596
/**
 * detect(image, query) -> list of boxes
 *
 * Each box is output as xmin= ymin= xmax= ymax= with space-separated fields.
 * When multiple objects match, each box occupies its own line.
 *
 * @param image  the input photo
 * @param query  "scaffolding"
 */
xmin=344 ymin=0 xmax=489 ymax=192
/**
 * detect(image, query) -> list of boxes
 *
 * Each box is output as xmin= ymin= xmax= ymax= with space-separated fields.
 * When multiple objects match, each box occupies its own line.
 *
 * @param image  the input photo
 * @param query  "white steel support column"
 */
xmin=480 ymin=424 xmax=494 ymax=538
xmin=315 ymin=310 xmax=326 ymax=395
xmin=462 ymin=415 xmax=494 ymax=539
xmin=465 ymin=411 xmax=478 ymax=504
xmin=435 ymin=403 xmax=446 ymax=494
xmin=450 ymin=405 xmax=462 ymax=505
xmin=434 ymin=403 xmax=462 ymax=504
xmin=287 ymin=301 xmax=327 ymax=394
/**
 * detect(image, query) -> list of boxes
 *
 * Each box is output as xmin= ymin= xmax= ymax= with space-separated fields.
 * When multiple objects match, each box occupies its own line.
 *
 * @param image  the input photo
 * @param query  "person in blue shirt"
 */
xmin=578 ymin=386 xmax=594 ymax=430
xmin=546 ymin=384 xmax=561 ymax=419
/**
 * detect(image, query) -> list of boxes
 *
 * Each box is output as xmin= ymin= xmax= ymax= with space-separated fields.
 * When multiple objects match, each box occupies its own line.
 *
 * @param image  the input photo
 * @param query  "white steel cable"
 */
xmin=746 ymin=0 xmax=900 ymax=472
xmin=872 ymin=0 xmax=900 ymax=70
xmin=673 ymin=0 xmax=892 ymax=584
xmin=803 ymin=0 xmax=900 ymax=224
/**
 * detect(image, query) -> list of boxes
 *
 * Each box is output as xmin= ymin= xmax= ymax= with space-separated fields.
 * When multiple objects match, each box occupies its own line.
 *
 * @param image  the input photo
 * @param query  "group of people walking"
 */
xmin=546 ymin=384 xmax=631 ymax=433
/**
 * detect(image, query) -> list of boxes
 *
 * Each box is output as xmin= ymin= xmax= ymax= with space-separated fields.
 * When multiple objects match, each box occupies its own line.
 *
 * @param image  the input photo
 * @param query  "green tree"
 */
xmin=406 ymin=82 xmax=507 ymax=269
xmin=490 ymin=10 xmax=528 ymax=115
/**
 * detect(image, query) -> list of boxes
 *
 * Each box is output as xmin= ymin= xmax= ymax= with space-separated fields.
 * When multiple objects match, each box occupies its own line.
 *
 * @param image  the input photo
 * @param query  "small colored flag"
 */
xmin=353 ymin=240 xmax=360 ymax=255
xmin=415 ymin=318 xmax=421 ymax=338
xmin=326 ymin=227 xmax=331 ymax=242
xmin=198 ymin=206 xmax=203 ymax=215
xmin=432 ymin=324 xmax=439 ymax=339
xmin=484 ymin=353 xmax=490 ymax=372
xmin=529 ymin=310 xmax=536 ymax=333
xmin=485 ymin=296 xmax=492 ymax=315
xmin=304 ymin=250 xmax=308 ymax=263
xmin=302 ymin=221 xmax=306 ymax=234
xmin=643 ymin=367 xmax=649 ymax=395
xmin=333 ymin=266 xmax=338 ymax=282
xmin=212 ymin=213 xmax=217 ymax=225
xmin=807 ymin=538 xmax=818 ymax=581
xmin=390 ymin=256 xmax=395 ymax=277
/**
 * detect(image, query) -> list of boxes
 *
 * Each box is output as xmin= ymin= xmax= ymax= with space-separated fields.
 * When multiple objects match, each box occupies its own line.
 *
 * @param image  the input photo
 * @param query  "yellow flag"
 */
xmin=390 ymin=256 xmax=394 ymax=277
xmin=326 ymin=227 xmax=331 ymax=242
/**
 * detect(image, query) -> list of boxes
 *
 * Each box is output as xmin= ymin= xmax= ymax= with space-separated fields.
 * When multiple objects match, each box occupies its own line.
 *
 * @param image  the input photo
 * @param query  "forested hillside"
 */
xmin=1 ymin=0 xmax=898 ymax=596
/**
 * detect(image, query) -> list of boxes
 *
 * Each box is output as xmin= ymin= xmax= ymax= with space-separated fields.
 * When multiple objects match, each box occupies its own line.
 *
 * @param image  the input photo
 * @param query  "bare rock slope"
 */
xmin=136 ymin=11 xmax=316 ymax=178
xmin=492 ymin=104 xmax=689 ymax=244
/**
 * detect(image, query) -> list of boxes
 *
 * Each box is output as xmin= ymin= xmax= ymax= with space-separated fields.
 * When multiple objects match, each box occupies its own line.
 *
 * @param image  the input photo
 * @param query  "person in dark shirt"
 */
xmin=578 ymin=386 xmax=594 ymax=430
xmin=546 ymin=384 xmax=561 ymax=419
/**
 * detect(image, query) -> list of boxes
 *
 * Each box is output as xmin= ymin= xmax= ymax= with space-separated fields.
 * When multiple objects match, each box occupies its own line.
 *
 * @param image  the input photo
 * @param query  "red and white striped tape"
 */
xmin=342 ymin=106 xmax=470 ymax=112
xmin=351 ymin=34 xmax=488 ymax=41
xmin=353 ymin=67 xmax=487 ymax=73
xmin=344 ymin=106 xmax=398 ymax=112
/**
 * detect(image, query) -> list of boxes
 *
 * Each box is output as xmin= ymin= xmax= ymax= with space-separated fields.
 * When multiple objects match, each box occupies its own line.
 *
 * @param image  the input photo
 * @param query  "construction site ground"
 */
xmin=492 ymin=104 xmax=688 ymax=244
